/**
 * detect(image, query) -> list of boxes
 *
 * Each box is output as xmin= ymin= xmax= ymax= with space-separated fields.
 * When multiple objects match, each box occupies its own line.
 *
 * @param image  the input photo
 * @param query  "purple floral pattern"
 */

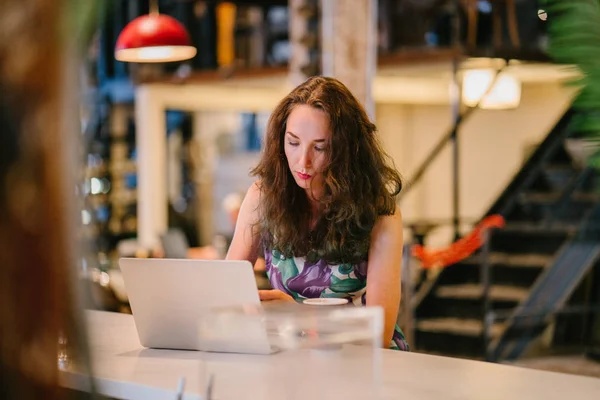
xmin=264 ymin=250 xmax=287 ymax=293
xmin=268 ymin=262 xmax=289 ymax=293
xmin=268 ymin=249 xmax=299 ymax=298
xmin=286 ymin=258 xmax=332 ymax=298
xmin=354 ymin=260 xmax=368 ymax=281
xmin=392 ymin=330 xmax=410 ymax=352
xmin=264 ymin=248 xmax=410 ymax=351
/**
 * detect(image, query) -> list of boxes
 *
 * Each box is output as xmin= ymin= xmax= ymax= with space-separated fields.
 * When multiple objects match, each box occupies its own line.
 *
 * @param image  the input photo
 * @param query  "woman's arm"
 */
xmin=225 ymin=181 xmax=262 ymax=264
xmin=226 ymin=183 xmax=295 ymax=303
xmin=366 ymin=209 xmax=404 ymax=348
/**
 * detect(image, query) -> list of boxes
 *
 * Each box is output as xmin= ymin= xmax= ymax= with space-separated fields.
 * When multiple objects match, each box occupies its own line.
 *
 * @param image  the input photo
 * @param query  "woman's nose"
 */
xmin=299 ymin=148 xmax=312 ymax=168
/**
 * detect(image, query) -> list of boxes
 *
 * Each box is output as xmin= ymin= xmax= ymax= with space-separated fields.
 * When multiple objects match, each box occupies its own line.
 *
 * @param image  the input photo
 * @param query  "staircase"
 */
xmin=414 ymin=110 xmax=600 ymax=360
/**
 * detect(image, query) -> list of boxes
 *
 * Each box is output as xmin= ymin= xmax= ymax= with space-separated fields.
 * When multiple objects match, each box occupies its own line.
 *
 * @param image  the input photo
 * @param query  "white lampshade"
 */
xmin=462 ymin=69 xmax=521 ymax=110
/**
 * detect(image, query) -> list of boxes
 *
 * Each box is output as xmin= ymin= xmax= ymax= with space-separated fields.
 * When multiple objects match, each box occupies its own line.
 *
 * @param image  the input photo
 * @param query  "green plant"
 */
xmin=543 ymin=0 xmax=600 ymax=168
xmin=65 ymin=0 xmax=105 ymax=51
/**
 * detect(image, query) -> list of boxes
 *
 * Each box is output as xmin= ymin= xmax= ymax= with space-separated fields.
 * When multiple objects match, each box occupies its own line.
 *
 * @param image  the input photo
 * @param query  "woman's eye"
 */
xmin=315 ymin=146 xmax=326 ymax=152
xmin=288 ymin=141 xmax=299 ymax=147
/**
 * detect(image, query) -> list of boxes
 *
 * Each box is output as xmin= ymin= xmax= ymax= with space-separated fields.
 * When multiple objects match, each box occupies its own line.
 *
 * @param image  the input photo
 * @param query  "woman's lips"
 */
xmin=296 ymin=172 xmax=312 ymax=180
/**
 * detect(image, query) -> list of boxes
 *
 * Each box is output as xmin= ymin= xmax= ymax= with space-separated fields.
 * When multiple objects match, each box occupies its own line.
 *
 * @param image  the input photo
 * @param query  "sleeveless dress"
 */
xmin=264 ymin=247 xmax=410 ymax=351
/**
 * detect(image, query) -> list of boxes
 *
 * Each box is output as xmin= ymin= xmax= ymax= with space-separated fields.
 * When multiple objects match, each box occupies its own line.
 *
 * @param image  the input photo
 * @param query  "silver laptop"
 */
xmin=119 ymin=258 xmax=275 ymax=354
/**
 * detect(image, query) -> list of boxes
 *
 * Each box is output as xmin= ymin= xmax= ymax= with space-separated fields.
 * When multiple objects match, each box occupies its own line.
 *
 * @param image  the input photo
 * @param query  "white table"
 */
xmin=60 ymin=311 xmax=600 ymax=400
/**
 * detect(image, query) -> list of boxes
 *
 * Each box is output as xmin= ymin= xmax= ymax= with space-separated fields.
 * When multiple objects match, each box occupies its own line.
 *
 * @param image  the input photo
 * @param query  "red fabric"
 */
xmin=412 ymin=215 xmax=505 ymax=269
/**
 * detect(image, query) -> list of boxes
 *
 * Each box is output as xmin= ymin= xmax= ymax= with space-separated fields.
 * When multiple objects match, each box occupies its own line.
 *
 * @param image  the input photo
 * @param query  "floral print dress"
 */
xmin=265 ymin=248 xmax=410 ymax=351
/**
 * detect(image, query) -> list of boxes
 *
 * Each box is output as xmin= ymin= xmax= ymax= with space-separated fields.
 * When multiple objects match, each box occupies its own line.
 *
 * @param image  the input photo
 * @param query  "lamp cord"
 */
xmin=149 ymin=0 xmax=159 ymax=15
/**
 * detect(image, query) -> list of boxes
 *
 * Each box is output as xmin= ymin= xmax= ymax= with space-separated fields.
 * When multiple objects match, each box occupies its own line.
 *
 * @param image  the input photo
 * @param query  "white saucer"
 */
xmin=303 ymin=298 xmax=349 ymax=306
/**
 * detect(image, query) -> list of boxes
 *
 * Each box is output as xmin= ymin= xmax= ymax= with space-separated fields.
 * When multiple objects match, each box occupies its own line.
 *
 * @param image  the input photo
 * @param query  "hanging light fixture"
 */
xmin=115 ymin=0 xmax=197 ymax=63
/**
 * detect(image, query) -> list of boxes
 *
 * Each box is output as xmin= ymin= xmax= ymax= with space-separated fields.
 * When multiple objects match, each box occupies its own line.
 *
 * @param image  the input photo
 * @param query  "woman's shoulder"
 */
xmin=248 ymin=180 xmax=262 ymax=196
xmin=235 ymin=181 xmax=263 ymax=228
xmin=242 ymin=181 xmax=262 ymax=207
xmin=372 ymin=207 xmax=403 ymax=238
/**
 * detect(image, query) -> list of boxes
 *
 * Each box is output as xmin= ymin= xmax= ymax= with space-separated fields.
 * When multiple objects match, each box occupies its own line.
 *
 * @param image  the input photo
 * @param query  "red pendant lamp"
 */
xmin=115 ymin=0 xmax=197 ymax=63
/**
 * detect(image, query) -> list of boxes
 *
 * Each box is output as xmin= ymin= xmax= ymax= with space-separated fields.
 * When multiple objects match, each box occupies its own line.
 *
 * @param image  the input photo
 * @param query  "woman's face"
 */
xmin=284 ymin=105 xmax=331 ymax=200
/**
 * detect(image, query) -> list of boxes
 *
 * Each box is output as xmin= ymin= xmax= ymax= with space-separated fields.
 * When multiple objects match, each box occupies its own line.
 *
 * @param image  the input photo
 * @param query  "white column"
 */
xmin=192 ymin=111 xmax=221 ymax=246
xmin=135 ymin=86 xmax=167 ymax=249
xmin=320 ymin=0 xmax=378 ymax=118
xmin=288 ymin=0 xmax=315 ymax=87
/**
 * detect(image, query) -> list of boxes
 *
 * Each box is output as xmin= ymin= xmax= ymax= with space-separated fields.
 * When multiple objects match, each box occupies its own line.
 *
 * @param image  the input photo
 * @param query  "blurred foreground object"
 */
xmin=0 ymin=0 xmax=94 ymax=398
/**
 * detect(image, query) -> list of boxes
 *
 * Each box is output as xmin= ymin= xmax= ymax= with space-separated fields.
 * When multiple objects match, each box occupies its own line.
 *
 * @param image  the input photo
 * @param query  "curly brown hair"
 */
xmin=251 ymin=76 xmax=402 ymax=264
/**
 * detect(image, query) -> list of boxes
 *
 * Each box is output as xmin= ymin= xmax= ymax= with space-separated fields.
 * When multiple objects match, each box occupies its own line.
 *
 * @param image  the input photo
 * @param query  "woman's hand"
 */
xmin=258 ymin=289 xmax=295 ymax=303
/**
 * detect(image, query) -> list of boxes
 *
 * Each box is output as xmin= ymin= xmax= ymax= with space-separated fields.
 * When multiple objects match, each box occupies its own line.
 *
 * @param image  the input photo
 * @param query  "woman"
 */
xmin=227 ymin=76 xmax=408 ymax=351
